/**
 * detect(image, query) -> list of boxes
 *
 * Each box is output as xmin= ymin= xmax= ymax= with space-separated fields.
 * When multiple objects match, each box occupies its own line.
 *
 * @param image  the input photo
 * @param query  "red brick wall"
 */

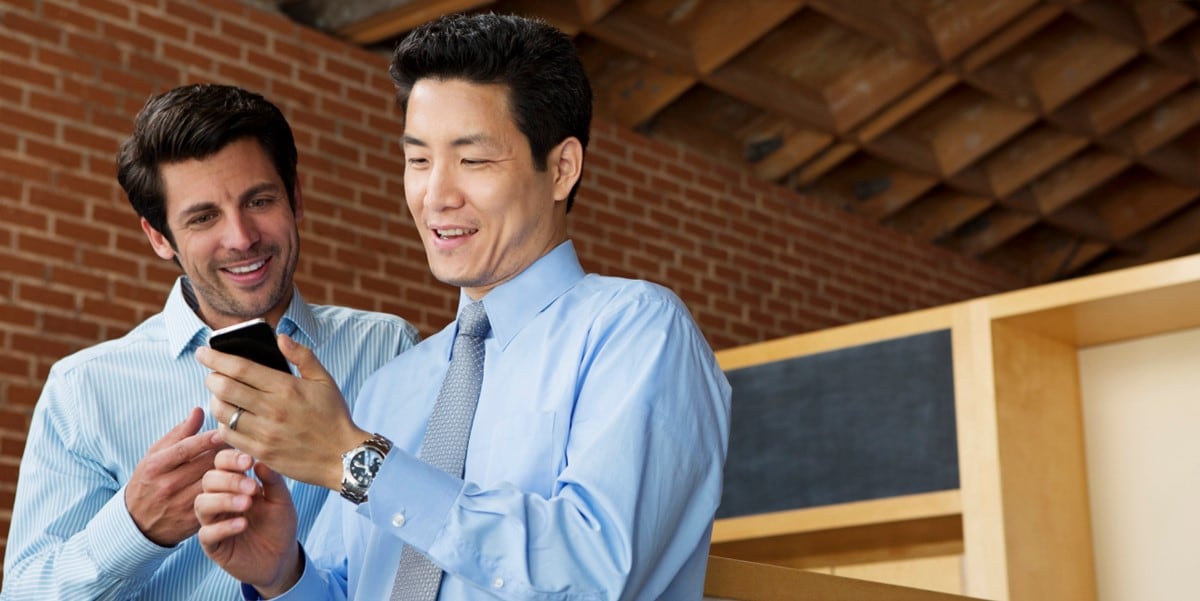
xmin=0 ymin=0 xmax=1023 ymax=569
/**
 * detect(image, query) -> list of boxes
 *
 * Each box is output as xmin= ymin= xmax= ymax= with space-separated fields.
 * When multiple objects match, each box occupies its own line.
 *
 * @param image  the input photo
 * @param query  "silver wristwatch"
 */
xmin=340 ymin=433 xmax=393 ymax=504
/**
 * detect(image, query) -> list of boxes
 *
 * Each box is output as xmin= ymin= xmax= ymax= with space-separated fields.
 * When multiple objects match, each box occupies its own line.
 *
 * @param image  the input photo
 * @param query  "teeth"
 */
xmin=227 ymin=260 xmax=265 ymax=274
xmin=436 ymin=228 xmax=473 ymax=239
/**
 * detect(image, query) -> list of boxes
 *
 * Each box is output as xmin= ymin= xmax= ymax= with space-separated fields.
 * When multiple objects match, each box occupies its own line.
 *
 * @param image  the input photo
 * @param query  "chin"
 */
xmin=432 ymin=269 xmax=481 ymax=289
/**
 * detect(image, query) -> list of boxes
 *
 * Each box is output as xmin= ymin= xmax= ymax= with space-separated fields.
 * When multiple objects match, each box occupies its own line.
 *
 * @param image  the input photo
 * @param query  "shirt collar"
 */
xmin=163 ymin=277 xmax=317 ymax=358
xmin=456 ymin=240 xmax=584 ymax=352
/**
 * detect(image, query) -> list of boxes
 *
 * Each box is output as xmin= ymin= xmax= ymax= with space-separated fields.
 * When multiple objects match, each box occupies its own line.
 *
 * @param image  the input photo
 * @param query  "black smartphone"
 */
xmin=208 ymin=318 xmax=291 ymax=373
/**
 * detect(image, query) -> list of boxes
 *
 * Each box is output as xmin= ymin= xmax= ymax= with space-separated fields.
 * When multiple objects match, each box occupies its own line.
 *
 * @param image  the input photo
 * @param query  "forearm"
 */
xmin=364 ymin=421 xmax=722 ymax=600
xmin=3 ymin=488 xmax=173 ymax=600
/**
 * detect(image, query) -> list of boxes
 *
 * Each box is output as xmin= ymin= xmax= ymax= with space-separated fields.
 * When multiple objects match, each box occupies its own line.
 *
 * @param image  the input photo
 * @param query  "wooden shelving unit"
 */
xmin=711 ymin=252 xmax=1200 ymax=600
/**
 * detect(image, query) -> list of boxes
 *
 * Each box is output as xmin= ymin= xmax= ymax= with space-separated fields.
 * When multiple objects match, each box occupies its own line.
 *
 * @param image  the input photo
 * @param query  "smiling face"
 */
xmin=142 ymin=137 xmax=302 ymax=330
xmin=402 ymin=78 xmax=582 ymax=300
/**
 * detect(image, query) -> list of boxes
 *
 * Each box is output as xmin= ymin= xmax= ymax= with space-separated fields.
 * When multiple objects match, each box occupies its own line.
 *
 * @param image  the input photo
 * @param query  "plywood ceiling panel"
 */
xmin=279 ymin=0 xmax=1200 ymax=284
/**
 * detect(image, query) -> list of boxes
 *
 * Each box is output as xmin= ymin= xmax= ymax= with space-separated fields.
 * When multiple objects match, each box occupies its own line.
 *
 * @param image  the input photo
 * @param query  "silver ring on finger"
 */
xmin=228 ymin=407 xmax=245 ymax=432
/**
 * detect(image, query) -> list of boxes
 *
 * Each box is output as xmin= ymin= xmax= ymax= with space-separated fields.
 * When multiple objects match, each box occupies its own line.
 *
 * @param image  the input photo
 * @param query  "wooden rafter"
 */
xmin=292 ymin=0 xmax=1200 ymax=284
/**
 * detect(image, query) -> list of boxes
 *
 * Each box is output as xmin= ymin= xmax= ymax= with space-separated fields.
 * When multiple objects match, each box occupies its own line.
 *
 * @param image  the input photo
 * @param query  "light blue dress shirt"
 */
xmin=2 ymin=278 xmax=419 ymax=600
xmin=279 ymin=241 xmax=732 ymax=600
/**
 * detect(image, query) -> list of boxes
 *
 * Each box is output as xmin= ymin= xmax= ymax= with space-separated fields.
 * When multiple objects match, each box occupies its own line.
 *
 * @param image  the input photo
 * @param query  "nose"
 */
xmin=220 ymin=212 xmax=260 ymax=251
xmin=423 ymin=162 xmax=465 ymax=212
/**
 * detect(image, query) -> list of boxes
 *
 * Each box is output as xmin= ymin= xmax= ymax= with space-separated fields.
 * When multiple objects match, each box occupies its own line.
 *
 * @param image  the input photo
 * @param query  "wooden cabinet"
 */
xmin=711 ymin=252 xmax=1200 ymax=600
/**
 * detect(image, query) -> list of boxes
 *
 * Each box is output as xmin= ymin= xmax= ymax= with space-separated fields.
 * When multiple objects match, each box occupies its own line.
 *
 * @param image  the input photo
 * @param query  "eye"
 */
xmin=189 ymin=212 xmax=217 ymax=227
xmin=462 ymin=158 xmax=489 ymax=166
xmin=406 ymin=157 xmax=429 ymax=168
xmin=247 ymin=196 xmax=272 ymax=209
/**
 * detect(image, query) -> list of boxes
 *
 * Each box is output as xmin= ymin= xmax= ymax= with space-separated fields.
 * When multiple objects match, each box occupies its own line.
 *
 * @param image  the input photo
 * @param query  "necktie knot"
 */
xmin=457 ymin=302 xmax=490 ymax=339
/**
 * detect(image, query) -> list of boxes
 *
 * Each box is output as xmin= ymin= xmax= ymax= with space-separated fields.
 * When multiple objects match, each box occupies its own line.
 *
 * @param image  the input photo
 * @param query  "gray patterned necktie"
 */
xmin=391 ymin=301 xmax=490 ymax=601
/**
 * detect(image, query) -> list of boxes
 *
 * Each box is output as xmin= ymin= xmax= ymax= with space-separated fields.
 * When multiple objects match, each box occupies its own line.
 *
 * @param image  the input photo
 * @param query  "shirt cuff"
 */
xmin=88 ymin=486 xmax=175 ymax=581
xmin=357 ymin=449 xmax=463 ymax=552
xmin=265 ymin=546 xmax=323 ymax=600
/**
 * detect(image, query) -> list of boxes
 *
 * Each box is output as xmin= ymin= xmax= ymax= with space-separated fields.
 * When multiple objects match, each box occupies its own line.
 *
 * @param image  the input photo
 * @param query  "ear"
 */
xmin=140 ymin=217 xmax=176 ymax=261
xmin=549 ymin=137 xmax=583 ymax=204
xmin=291 ymin=177 xmax=305 ymax=224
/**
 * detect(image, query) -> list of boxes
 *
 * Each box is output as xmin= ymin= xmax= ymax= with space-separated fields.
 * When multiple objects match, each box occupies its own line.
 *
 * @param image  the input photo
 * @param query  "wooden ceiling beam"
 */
xmin=807 ymin=0 xmax=941 ymax=63
xmin=1087 ymin=199 xmax=1200 ymax=274
xmin=589 ymin=62 xmax=695 ymax=129
xmin=1042 ymin=202 xmax=1112 ymax=242
xmin=934 ymin=99 xmax=1038 ymax=177
xmin=1026 ymin=20 xmax=1139 ymax=112
xmin=862 ymin=130 xmax=941 ymax=177
xmin=1139 ymin=128 xmax=1200 ymax=188
xmin=959 ymin=3 xmax=1064 ymax=73
xmin=943 ymin=206 xmax=1038 ymax=257
xmin=1103 ymin=85 xmax=1200 ymax=157
xmin=1069 ymin=0 xmax=1196 ymax=46
xmin=1092 ymin=172 xmax=1199 ymax=241
xmin=884 ymin=190 xmax=993 ymax=243
xmin=1130 ymin=1 xmax=1197 ymax=44
xmin=923 ymin=0 xmax=1040 ymax=63
xmin=334 ymin=0 xmax=495 ymax=44
xmin=585 ymin=7 xmax=694 ymax=74
xmin=805 ymin=155 xmax=940 ymax=221
xmin=954 ymin=126 xmax=1088 ymax=198
xmin=1027 ymin=149 xmax=1131 ymax=214
xmin=648 ymin=109 xmax=745 ymax=167
xmin=1041 ymin=238 xmax=1110 ymax=282
xmin=957 ymin=4 xmax=1064 ymax=110
xmin=982 ymin=225 xmax=1110 ymax=283
xmin=967 ymin=15 xmax=1137 ymax=113
xmin=854 ymin=72 xmax=959 ymax=143
xmin=1026 ymin=233 xmax=1111 ymax=283
xmin=788 ymin=142 xmax=858 ymax=187
xmin=1048 ymin=59 xmax=1191 ymax=136
xmin=1150 ymin=20 xmax=1200 ymax=73
xmin=572 ymin=0 xmax=621 ymax=23
xmin=705 ymin=64 xmax=838 ymax=133
xmin=823 ymin=50 xmax=936 ymax=133
xmin=946 ymin=166 xmax=995 ymax=197
xmin=750 ymin=128 xmax=835 ymax=183
xmin=685 ymin=0 xmax=804 ymax=75
xmin=869 ymin=87 xmax=1037 ymax=177
xmin=496 ymin=0 xmax=587 ymax=34
xmin=1064 ymin=0 xmax=1144 ymax=46
xmin=994 ymin=188 xmax=1046 ymax=214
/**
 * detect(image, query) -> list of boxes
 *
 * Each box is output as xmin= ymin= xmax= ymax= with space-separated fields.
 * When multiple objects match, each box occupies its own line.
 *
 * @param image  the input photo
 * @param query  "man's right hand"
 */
xmin=195 ymin=448 xmax=302 ymax=597
xmin=125 ymin=407 xmax=225 ymax=546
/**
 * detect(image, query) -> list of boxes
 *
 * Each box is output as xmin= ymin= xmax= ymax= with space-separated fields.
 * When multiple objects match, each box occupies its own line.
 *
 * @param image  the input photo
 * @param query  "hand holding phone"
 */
xmin=208 ymin=318 xmax=291 ymax=373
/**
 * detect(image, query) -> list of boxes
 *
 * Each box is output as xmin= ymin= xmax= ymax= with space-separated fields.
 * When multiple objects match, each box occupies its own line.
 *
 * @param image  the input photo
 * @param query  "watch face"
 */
xmin=349 ymin=448 xmax=383 ymax=486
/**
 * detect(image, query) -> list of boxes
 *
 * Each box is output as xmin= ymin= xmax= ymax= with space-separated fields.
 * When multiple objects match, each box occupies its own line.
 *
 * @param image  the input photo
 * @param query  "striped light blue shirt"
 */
xmin=2 ymin=277 xmax=419 ymax=600
xmin=281 ymin=241 xmax=732 ymax=600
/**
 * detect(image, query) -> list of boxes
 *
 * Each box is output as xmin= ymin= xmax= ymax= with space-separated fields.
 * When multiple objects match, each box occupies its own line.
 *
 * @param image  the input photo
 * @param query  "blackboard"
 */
xmin=716 ymin=329 xmax=958 ymax=519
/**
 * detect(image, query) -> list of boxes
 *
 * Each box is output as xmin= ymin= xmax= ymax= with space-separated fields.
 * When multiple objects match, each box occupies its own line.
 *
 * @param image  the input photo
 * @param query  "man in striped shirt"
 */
xmin=1 ymin=84 xmax=419 ymax=600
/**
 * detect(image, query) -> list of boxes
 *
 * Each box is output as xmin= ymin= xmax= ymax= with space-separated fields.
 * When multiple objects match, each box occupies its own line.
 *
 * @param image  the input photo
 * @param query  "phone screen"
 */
xmin=208 ymin=318 xmax=291 ymax=373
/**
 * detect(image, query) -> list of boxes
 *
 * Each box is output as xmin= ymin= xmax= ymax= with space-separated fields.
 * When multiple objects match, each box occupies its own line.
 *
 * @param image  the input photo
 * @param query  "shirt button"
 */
xmin=492 ymin=577 xmax=504 ymax=589
xmin=391 ymin=512 xmax=406 ymax=528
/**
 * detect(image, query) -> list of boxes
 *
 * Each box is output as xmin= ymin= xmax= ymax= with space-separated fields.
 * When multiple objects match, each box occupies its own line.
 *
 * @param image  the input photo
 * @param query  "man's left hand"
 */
xmin=196 ymin=334 xmax=368 ymax=491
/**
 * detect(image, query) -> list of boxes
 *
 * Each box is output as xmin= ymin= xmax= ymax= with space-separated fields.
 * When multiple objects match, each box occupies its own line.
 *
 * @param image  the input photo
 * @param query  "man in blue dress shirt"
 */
xmin=1 ymin=84 xmax=419 ymax=600
xmin=195 ymin=14 xmax=732 ymax=600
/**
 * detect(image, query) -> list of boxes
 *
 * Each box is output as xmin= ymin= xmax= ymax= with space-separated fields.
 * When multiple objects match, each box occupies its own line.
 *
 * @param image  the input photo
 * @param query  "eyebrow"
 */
xmin=402 ymin=133 xmax=497 ymax=149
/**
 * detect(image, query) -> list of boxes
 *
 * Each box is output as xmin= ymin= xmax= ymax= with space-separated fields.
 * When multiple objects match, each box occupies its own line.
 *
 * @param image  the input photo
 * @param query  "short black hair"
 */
xmin=116 ymin=83 xmax=298 ymax=246
xmin=389 ymin=13 xmax=592 ymax=211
